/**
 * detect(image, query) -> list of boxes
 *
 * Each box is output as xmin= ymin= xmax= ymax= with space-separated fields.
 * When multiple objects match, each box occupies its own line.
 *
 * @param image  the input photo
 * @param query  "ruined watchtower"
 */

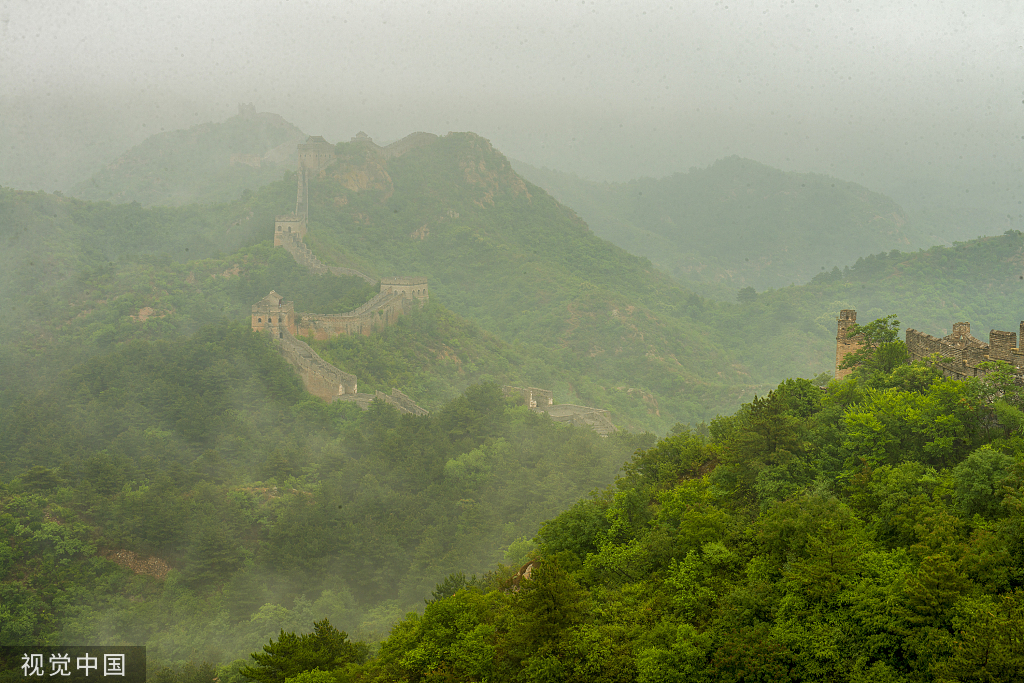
xmin=835 ymin=309 xmax=864 ymax=380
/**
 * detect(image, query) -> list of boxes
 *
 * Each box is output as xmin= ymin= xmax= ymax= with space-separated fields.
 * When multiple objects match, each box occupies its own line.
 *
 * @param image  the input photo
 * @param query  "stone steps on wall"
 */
xmin=336 ymin=388 xmax=428 ymax=415
xmin=278 ymin=232 xmax=376 ymax=283
xmin=536 ymin=404 xmax=617 ymax=436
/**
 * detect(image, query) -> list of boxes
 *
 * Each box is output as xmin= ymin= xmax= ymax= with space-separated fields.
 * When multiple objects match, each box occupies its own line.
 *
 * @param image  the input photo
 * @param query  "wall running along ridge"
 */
xmin=502 ymin=386 xmax=616 ymax=436
xmin=905 ymin=319 xmax=1024 ymax=379
xmin=253 ymin=136 xmax=428 ymax=414
xmin=836 ymin=309 xmax=1024 ymax=381
xmin=254 ymin=134 xmax=616 ymax=431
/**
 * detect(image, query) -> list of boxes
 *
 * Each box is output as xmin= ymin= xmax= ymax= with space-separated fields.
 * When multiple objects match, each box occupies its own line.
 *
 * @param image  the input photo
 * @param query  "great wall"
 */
xmin=835 ymin=308 xmax=1024 ymax=381
xmin=252 ymin=133 xmax=431 ymax=414
xmin=251 ymin=132 xmax=616 ymax=433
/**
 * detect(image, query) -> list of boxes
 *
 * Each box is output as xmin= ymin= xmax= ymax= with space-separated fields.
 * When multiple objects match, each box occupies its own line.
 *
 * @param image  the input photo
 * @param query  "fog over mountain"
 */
xmin=3 ymin=0 xmax=1022 ymax=227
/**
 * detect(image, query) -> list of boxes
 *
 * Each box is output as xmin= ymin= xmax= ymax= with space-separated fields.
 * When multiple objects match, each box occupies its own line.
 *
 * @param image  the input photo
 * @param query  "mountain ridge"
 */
xmin=511 ymin=155 xmax=930 ymax=297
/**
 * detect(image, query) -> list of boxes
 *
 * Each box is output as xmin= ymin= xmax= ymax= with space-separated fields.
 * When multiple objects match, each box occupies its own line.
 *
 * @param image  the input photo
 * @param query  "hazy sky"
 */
xmin=3 ymin=0 xmax=1022 ymax=214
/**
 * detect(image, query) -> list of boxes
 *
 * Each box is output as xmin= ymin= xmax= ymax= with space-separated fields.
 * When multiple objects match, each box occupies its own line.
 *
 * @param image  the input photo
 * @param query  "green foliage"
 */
xmin=839 ymin=314 xmax=908 ymax=377
xmin=951 ymin=445 xmax=1015 ymax=519
xmin=241 ymin=619 xmax=366 ymax=683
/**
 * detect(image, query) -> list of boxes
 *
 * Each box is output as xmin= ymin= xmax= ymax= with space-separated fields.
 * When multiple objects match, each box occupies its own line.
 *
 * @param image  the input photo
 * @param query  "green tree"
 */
xmin=840 ymin=314 xmax=908 ymax=376
xmin=240 ymin=619 xmax=366 ymax=683
xmin=951 ymin=445 xmax=1015 ymax=519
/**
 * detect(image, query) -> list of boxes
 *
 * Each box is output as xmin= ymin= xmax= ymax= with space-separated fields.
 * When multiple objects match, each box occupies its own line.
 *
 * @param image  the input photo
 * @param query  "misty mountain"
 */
xmin=293 ymin=132 xmax=771 ymax=430
xmin=68 ymin=105 xmax=306 ymax=207
xmin=511 ymin=157 xmax=929 ymax=298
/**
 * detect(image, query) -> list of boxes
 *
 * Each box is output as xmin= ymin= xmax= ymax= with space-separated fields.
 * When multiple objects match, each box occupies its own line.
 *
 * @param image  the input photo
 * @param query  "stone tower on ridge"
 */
xmin=835 ymin=309 xmax=864 ymax=380
xmin=251 ymin=290 xmax=296 ymax=339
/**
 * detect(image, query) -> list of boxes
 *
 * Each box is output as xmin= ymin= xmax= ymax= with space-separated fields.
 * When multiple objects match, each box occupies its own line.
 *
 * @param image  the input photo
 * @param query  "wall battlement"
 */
xmin=837 ymin=309 xmax=1024 ymax=381
xmin=905 ymin=321 xmax=1024 ymax=380
xmin=277 ymin=329 xmax=358 ymax=401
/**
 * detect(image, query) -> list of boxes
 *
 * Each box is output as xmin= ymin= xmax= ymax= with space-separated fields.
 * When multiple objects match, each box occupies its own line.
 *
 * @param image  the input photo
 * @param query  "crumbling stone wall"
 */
xmin=905 ymin=319 xmax=1024 ymax=380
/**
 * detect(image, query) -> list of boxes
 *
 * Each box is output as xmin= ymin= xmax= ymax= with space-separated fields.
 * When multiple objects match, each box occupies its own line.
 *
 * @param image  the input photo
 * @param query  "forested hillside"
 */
xmin=292 ymin=133 xmax=768 ymax=430
xmin=5 ymin=114 xmax=1024 ymax=681
xmin=351 ymin=345 xmax=1024 ymax=682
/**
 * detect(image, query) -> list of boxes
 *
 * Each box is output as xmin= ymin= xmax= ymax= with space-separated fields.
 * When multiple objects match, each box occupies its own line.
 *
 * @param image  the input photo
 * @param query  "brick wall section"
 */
xmin=277 ymin=232 xmax=329 ymax=274
xmin=277 ymin=227 xmax=377 ymax=283
xmin=540 ymin=404 xmax=616 ymax=436
xmin=274 ymin=215 xmax=307 ymax=247
xmin=296 ymin=290 xmax=411 ymax=339
xmin=378 ymin=388 xmax=429 ymax=416
xmin=277 ymin=329 xmax=358 ymax=400
xmin=335 ymin=388 xmax=428 ymax=415
xmin=990 ymin=330 xmax=1018 ymax=362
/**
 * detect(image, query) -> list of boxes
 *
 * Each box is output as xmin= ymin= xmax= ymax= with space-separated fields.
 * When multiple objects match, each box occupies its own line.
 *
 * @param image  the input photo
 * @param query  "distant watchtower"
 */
xmin=835 ymin=309 xmax=864 ymax=380
xmin=297 ymin=136 xmax=335 ymax=175
xmin=276 ymin=136 xmax=336 ymax=246
xmin=381 ymin=277 xmax=429 ymax=306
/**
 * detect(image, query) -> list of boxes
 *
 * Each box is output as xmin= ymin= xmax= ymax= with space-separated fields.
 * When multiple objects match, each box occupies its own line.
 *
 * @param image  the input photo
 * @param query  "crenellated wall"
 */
xmin=254 ymin=135 xmax=431 ymax=413
xmin=903 ymin=318 xmax=1024 ymax=379
xmin=540 ymin=404 xmax=616 ymax=436
xmin=296 ymin=290 xmax=410 ymax=339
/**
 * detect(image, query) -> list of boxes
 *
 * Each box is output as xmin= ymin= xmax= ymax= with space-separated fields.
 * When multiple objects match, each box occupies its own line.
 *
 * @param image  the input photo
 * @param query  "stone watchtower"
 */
xmin=252 ymin=290 xmax=296 ymax=339
xmin=835 ymin=309 xmax=864 ymax=380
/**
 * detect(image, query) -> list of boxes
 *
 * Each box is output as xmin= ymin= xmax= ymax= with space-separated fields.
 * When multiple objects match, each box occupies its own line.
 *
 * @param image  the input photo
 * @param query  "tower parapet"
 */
xmin=297 ymin=136 xmax=335 ymax=174
xmin=274 ymin=214 xmax=307 ymax=247
xmin=381 ymin=276 xmax=429 ymax=305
